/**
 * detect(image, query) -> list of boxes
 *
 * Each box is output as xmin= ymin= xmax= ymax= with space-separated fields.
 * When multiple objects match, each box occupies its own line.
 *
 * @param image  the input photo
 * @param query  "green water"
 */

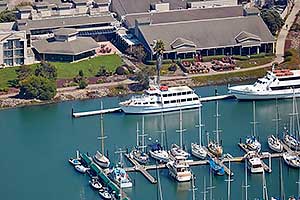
xmin=1 ymin=85 xmax=300 ymax=200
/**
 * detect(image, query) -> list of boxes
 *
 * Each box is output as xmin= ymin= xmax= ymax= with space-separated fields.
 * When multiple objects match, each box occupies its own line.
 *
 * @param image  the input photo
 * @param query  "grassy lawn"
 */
xmin=0 ymin=54 xmax=123 ymax=88
xmin=192 ymin=68 xmax=269 ymax=85
xmin=236 ymin=56 xmax=274 ymax=68
xmin=0 ymin=67 xmax=18 ymax=88
xmin=54 ymin=54 xmax=123 ymax=79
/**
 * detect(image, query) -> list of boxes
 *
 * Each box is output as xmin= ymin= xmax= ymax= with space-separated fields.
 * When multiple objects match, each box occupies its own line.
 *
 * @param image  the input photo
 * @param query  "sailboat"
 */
xmin=93 ymin=102 xmax=110 ymax=168
xmin=130 ymin=117 xmax=149 ymax=164
xmin=268 ymin=100 xmax=283 ymax=152
xmin=207 ymin=98 xmax=223 ymax=157
xmin=283 ymin=91 xmax=300 ymax=150
xmin=245 ymin=101 xmax=261 ymax=152
xmin=149 ymin=112 xmax=169 ymax=163
xmin=191 ymin=104 xmax=207 ymax=159
xmin=283 ymin=152 xmax=300 ymax=168
xmin=169 ymin=109 xmax=189 ymax=160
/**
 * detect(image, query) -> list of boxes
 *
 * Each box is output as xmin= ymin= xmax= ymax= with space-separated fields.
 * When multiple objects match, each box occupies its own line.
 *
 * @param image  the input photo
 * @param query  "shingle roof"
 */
xmin=138 ymin=15 xmax=275 ymax=53
xmin=32 ymin=37 xmax=99 ymax=55
xmin=17 ymin=15 xmax=116 ymax=32
xmin=125 ymin=5 xmax=244 ymax=28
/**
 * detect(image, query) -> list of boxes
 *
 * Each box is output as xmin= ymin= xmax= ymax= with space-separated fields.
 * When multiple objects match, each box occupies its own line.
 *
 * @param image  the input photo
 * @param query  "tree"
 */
xmin=153 ymin=40 xmax=165 ymax=84
xmin=0 ymin=10 xmax=16 ymax=23
xmin=19 ymin=75 xmax=57 ymax=100
xmin=127 ymin=45 xmax=146 ymax=62
xmin=34 ymin=61 xmax=57 ymax=80
xmin=16 ymin=65 xmax=33 ymax=81
xmin=136 ymin=66 xmax=155 ymax=89
xmin=260 ymin=9 xmax=284 ymax=35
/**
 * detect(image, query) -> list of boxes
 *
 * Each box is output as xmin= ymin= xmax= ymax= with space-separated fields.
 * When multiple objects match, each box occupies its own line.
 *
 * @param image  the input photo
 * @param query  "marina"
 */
xmin=4 ymin=85 xmax=300 ymax=199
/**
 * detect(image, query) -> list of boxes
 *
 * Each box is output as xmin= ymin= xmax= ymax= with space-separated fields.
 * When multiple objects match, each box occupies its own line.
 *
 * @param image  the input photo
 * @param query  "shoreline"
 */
xmin=0 ymin=73 xmax=259 ymax=110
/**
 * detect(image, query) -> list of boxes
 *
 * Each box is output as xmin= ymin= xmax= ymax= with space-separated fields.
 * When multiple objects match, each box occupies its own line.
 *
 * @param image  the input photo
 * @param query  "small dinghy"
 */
xmin=99 ymin=188 xmax=112 ymax=200
xmin=74 ymin=165 xmax=89 ymax=173
xmin=89 ymin=178 xmax=102 ymax=190
xmin=69 ymin=158 xmax=81 ymax=166
xmin=283 ymin=152 xmax=300 ymax=168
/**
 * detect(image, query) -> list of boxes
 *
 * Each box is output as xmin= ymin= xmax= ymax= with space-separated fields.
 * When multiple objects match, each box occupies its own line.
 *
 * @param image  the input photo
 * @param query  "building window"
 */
xmin=15 ymin=58 xmax=24 ymax=65
xmin=187 ymin=98 xmax=192 ymax=101
xmin=4 ymin=59 xmax=13 ymax=66
xmin=170 ymin=100 xmax=176 ymax=103
xmin=181 ymin=99 xmax=186 ymax=102
xmin=164 ymin=101 xmax=169 ymax=104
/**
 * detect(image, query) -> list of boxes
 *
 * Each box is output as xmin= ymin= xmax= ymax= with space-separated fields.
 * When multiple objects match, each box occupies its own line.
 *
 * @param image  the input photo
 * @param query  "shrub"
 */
xmin=78 ymin=79 xmax=88 ymax=89
xmin=201 ymin=55 xmax=226 ymax=62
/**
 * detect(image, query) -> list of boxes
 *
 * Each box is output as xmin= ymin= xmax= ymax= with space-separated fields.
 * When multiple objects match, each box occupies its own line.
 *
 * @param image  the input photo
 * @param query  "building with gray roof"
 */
xmin=135 ymin=15 xmax=275 ymax=60
xmin=111 ymin=0 xmax=238 ymax=17
xmin=124 ymin=5 xmax=244 ymax=29
xmin=32 ymin=28 xmax=99 ymax=62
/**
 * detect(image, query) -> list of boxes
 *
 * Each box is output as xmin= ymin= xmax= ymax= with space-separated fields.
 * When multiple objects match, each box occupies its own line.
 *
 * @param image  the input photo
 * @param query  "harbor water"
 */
xmin=1 ymin=84 xmax=300 ymax=200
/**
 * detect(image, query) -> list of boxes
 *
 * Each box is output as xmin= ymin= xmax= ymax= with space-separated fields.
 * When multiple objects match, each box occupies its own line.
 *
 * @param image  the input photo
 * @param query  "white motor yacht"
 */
xmin=166 ymin=160 xmax=192 ymax=182
xmin=247 ymin=152 xmax=264 ymax=173
xmin=229 ymin=69 xmax=300 ymax=100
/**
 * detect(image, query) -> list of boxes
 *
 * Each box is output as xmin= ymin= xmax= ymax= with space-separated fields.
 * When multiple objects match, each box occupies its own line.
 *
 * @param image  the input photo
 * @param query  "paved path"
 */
xmin=276 ymin=0 xmax=300 ymax=62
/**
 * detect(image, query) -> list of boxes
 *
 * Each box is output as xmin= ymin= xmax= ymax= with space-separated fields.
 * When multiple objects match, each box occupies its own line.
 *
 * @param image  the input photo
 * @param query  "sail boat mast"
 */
xmin=198 ymin=104 xmax=203 ymax=146
xmin=216 ymin=100 xmax=220 ymax=144
xmin=176 ymin=109 xmax=186 ymax=148
xmin=136 ymin=122 xmax=139 ymax=147
xmin=191 ymin=174 xmax=197 ymax=200
xmin=242 ymin=161 xmax=250 ymax=200
xmin=252 ymin=101 xmax=258 ymax=137
xmin=98 ymin=102 xmax=107 ymax=154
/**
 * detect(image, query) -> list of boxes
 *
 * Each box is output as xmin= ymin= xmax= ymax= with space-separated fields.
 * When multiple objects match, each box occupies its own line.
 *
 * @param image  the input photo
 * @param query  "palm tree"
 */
xmin=153 ymin=40 xmax=165 ymax=85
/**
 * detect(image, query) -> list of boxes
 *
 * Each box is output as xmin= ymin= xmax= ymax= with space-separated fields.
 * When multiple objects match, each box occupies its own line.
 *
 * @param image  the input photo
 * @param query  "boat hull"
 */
xmin=120 ymin=103 xmax=200 ymax=114
xmin=149 ymin=150 xmax=169 ymax=163
xmin=191 ymin=143 xmax=207 ymax=159
xmin=229 ymin=86 xmax=300 ymax=100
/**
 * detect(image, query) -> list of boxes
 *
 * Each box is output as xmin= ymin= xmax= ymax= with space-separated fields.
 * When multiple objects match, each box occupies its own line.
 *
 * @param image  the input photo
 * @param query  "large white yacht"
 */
xmin=166 ymin=160 xmax=192 ymax=182
xmin=229 ymin=69 xmax=300 ymax=100
xmin=119 ymin=83 xmax=200 ymax=114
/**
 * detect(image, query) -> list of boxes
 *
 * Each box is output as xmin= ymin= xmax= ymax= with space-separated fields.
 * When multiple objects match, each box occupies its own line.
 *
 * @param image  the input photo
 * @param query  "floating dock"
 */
xmin=72 ymin=95 xmax=235 ymax=118
xmin=72 ymin=107 xmax=121 ymax=118
xmin=200 ymin=94 xmax=234 ymax=102
xmin=79 ymin=153 xmax=130 ymax=200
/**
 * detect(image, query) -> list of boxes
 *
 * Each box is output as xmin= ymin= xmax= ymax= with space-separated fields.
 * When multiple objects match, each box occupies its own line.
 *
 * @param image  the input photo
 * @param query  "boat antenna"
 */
xmin=176 ymin=109 xmax=186 ymax=149
xmin=98 ymin=102 xmax=107 ymax=154
xmin=195 ymin=104 xmax=204 ymax=146
xmin=242 ymin=160 xmax=250 ymax=200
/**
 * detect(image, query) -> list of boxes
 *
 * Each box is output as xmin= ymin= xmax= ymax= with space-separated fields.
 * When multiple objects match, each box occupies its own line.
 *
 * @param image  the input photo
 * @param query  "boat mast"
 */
xmin=225 ymin=159 xmax=233 ymax=200
xmin=191 ymin=174 xmax=197 ymax=200
xmin=274 ymin=99 xmax=281 ymax=138
xmin=141 ymin=116 xmax=148 ymax=152
xmin=215 ymin=99 xmax=220 ymax=144
xmin=202 ymin=177 xmax=207 ymax=200
xmin=197 ymin=104 xmax=203 ymax=146
xmin=115 ymin=148 xmax=126 ymax=167
xmin=262 ymin=170 xmax=269 ymax=200
xmin=136 ymin=122 xmax=139 ymax=147
xmin=252 ymin=101 xmax=258 ymax=137
xmin=242 ymin=160 xmax=250 ymax=200
xmin=98 ymin=102 xmax=107 ymax=154
xmin=156 ymin=163 xmax=164 ymax=200
xmin=279 ymin=158 xmax=285 ymax=200
xmin=160 ymin=112 xmax=165 ymax=149
xmin=207 ymin=168 xmax=215 ymax=200
xmin=177 ymin=109 xmax=186 ymax=148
